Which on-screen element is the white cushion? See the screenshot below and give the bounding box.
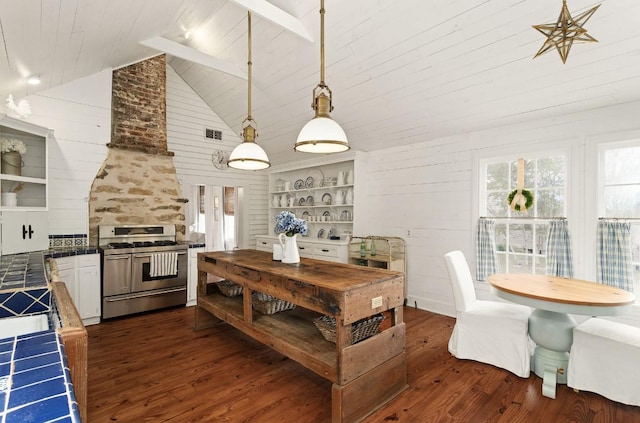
[568,318,640,406]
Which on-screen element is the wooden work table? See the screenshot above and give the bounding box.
[195,249,407,423]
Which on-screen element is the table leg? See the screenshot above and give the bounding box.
[528,309,576,399]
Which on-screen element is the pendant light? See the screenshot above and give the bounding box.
[228,12,271,170]
[294,0,349,154]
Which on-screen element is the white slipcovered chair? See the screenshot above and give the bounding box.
[444,250,533,378]
[568,318,640,406]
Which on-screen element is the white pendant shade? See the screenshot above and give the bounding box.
[228,141,270,170]
[295,116,349,153]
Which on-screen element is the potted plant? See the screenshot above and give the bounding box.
[0,137,27,176]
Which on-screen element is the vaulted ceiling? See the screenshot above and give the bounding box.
[1,0,639,165]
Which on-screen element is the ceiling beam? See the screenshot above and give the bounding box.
[228,0,313,42]
[139,37,247,80]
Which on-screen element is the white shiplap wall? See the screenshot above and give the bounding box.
[20,65,268,246]
[26,70,112,237]
[166,65,268,248]
[360,99,640,322]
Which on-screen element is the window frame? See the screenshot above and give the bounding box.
[597,138,640,295]
[477,148,570,276]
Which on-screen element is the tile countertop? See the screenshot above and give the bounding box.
[0,331,80,422]
[0,250,83,423]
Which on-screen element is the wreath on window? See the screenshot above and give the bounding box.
[508,189,534,212]
[507,158,534,212]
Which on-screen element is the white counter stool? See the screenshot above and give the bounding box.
[568,318,640,406]
[444,251,533,378]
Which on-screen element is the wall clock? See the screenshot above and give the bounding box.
[212,149,229,170]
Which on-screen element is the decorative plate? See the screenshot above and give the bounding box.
[298,197,305,206]
[317,229,325,238]
[306,195,314,205]
[294,179,304,190]
[305,176,314,188]
[321,193,332,205]
[308,168,325,187]
[327,228,336,238]
[302,211,310,218]
[322,210,331,217]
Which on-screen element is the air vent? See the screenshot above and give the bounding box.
[205,128,222,141]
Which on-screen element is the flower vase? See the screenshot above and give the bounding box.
[278,233,300,264]
[1,151,22,176]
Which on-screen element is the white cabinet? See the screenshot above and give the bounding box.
[1,114,51,255]
[0,114,50,210]
[268,155,360,241]
[188,247,205,306]
[54,254,101,325]
[256,235,348,263]
[1,211,49,255]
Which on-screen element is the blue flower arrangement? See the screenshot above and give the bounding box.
[275,211,308,237]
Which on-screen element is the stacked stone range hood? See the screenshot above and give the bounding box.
[88,55,187,245]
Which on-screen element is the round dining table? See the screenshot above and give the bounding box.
[488,273,635,399]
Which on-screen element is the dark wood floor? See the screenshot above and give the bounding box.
[86,306,640,422]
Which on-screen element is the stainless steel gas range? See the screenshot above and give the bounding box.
[98,224,188,319]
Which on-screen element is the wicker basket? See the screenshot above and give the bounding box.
[252,292,296,315]
[215,281,243,297]
[314,313,385,344]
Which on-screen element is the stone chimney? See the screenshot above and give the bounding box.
[88,55,187,245]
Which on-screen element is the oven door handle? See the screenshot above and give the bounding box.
[104,254,131,260]
[133,251,187,259]
[104,286,186,302]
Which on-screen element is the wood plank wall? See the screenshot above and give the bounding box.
[359,100,640,323]
[20,64,269,248]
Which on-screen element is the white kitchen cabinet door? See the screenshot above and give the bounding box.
[1,211,49,255]
[54,254,101,325]
[187,247,205,306]
[76,255,101,325]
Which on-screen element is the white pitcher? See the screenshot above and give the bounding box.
[278,233,300,264]
[272,195,280,207]
[337,170,346,186]
[345,188,353,204]
[280,194,288,207]
[335,189,345,205]
[346,169,354,185]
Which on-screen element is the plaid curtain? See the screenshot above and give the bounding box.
[597,219,635,293]
[546,219,574,278]
[476,218,498,281]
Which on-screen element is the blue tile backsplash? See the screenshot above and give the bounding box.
[48,234,88,249]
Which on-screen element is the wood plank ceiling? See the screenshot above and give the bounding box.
[1,0,639,165]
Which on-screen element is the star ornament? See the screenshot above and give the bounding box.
[533,0,601,63]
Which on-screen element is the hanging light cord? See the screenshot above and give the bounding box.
[247,11,253,121]
[319,0,325,88]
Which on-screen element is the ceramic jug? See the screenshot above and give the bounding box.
[288,196,295,207]
[278,233,300,264]
[345,188,353,204]
[335,189,345,205]
[346,169,354,185]
[337,170,346,186]
[280,194,288,207]
[272,195,280,207]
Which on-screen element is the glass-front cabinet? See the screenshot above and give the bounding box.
[1,114,51,255]
[0,114,50,210]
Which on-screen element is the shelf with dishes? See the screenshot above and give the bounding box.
[271,188,353,208]
[267,157,357,242]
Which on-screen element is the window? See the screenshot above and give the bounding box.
[599,141,640,294]
[481,153,567,274]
